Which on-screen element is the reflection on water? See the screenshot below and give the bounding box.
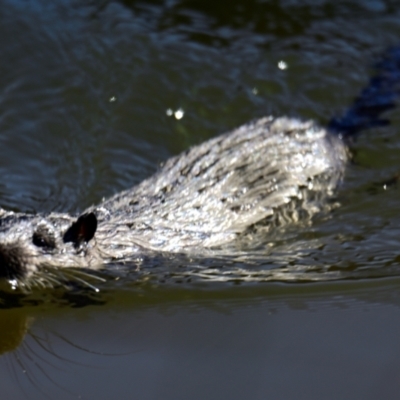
[117,0,396,49]
[0,309,108,399]
[3,280,400,400]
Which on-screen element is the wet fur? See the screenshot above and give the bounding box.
[0,117,347,288]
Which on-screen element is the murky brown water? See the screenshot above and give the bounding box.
[1,0,400,398]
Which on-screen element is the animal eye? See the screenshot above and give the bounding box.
[32,225,56,249]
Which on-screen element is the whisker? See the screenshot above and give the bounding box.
[61,273,100,292]
[66,269,107,283]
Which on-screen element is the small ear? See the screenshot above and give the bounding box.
[63,212,97,247]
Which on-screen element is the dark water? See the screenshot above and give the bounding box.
[1,0,400,398]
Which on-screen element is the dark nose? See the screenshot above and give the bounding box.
[0,243,26,280]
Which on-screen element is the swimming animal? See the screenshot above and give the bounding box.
[0,47,399,290]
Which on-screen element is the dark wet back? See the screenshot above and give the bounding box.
[1,1,400,399]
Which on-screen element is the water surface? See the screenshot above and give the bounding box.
[1,0,400,398]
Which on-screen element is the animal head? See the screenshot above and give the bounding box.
[0,210,98,289]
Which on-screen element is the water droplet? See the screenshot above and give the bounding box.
[174,108,184,120]
[277,60,288,70]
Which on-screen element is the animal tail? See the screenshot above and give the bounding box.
[328,46,400,138]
